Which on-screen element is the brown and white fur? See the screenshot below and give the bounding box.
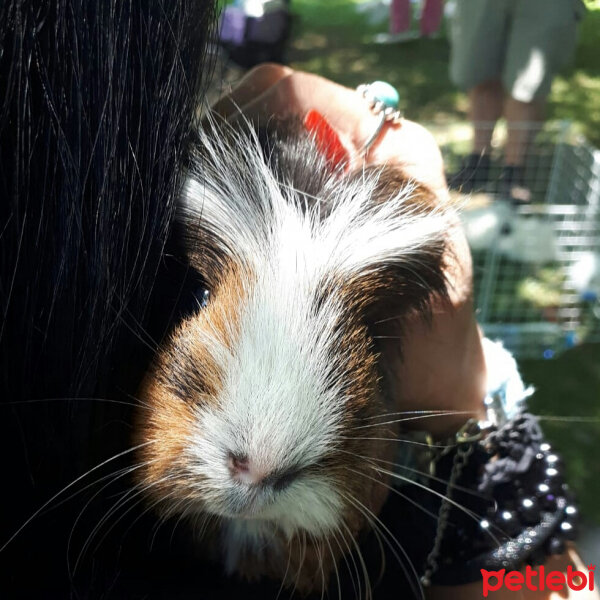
[134,118,451,594]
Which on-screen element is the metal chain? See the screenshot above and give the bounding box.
[420,439,475,586]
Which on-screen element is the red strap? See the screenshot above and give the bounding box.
[303,109,349,172]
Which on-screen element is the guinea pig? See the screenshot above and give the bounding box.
[134,116,451,594]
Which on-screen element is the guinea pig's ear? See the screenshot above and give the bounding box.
[318,166,451,320]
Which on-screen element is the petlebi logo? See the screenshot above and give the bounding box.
[481,564,595,596]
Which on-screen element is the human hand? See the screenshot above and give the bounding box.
[211,64,447,197]
[211,64,487,435]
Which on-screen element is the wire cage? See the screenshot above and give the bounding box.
[437,121,600,359]
[200,56,600,362]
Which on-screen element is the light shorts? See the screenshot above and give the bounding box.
[449,0,585,102]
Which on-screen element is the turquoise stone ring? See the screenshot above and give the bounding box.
[363,81,400,110]
[356,81,403,154]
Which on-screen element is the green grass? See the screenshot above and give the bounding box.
[550,2,600,145]
[288,0,465,123]
[286,0,600,522]
[287,0,600,145]
[522,345,600,524]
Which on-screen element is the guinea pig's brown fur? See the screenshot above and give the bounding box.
[134,118,450,594]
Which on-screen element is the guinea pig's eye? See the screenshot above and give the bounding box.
[197,287,210,309]
[172,272,211,321]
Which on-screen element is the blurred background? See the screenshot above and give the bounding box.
[213,0,600,563]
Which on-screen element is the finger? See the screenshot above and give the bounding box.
[233,71,446,194]
[233,71,379,158]
[210,63,293,120]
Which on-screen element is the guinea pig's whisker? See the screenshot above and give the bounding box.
[341,436,452,449]
[0,396,148,410]
[69,486,131,578]
[319,537,328,600]
[345,491,421,600]
[274,533,294,600]
[134,489,184,552]
[366,411,600,425]
[278,181,323,205]
[353,410,474,430]
[66,459,161,576]
[361,409,466,422]
[83,491,151,572]
[169,493,213,548]
[147,504,172,551]
[292,529,309,598]
[345,490,424,600]
[535,415,600,424]
[50,459,156,516]
[323,534,341,600]
[370,532,388,589]
[120,482,182,550]
[286,534,301,599]
[298,530,309,597]
[70,477,145,575]
[328,525,353,600]
[122,391,154,411]
[122,305,162,349]
[72,473,174,576]
[349,489,388,588]
[342,525,367,600]
[343,491,402,583]
[393,461,491,499]
[0,439,157,553]
[69,471,152,583]
[162,496,194,548]
[347,467,439,521]
[309,532,327,600]
[114,308,160,354]
[370,515,388,585]
[184,508,203,549]
[339,449,489,500]
[77,492,149,576]
[371,314,415,326]
[338,513,372,600]
[336,448,380,471]
[330,520,361,600]
[320,538,330,600]
[198,512,218,541]
[300,530,310,593]
[370,466,503,545]
[196,514,219,553]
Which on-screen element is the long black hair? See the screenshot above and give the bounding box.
[0,1,217,594]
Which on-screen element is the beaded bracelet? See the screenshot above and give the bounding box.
[392,339,580,586]
[420,411,578,586]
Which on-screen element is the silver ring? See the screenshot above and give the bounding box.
[356,82,403,154]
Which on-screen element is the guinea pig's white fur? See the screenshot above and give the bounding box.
[134,119,451,592]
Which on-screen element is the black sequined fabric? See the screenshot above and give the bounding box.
[430,412,579,584]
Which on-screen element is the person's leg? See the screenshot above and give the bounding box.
[448,0,508,95]
[500,97,546,203]
[447,0,509,190]
[468,79,504,157]
[503,97,545,167]
[390,0,411,34]
[420,0,444,37]
[500,0,580,201]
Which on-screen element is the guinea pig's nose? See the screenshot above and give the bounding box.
[227,452,299,491]
[264,468,301,492]
[227,452,255,483]
[227,452,271,487]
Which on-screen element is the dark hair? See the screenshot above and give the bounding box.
[0,1,216,593]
